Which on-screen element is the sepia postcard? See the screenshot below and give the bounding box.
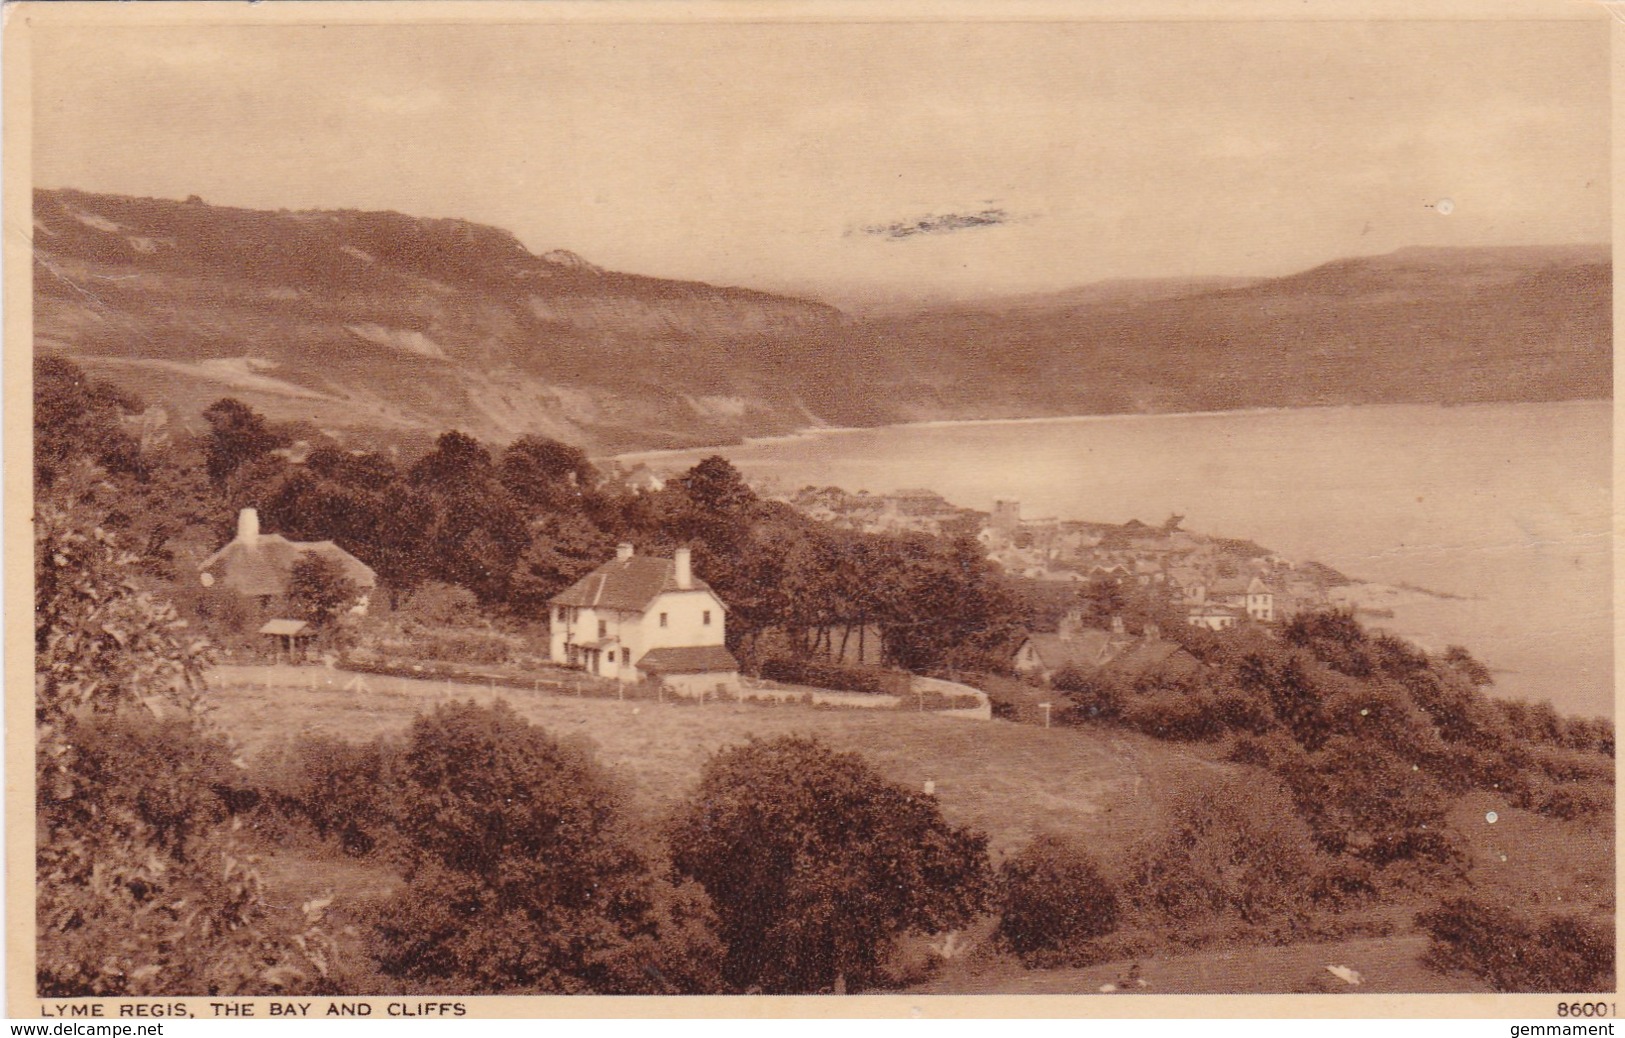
[5,0,1617,1021]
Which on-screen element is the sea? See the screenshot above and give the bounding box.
[619,400,1613,719]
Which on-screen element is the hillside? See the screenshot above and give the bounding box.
[802,243,1611,422]
[33,188,846,452]
[33,188,1610,452]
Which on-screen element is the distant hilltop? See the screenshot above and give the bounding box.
[33,187,1610,454]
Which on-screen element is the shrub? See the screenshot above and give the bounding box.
[63,714,242,860]
[758,656,911,696]
[1119,689,1224,742]
[1233,651,1330,750]
[1052,667,1121,723]
[254,735,400,856]
[1530,781,1613,822]
[36,497,330,996]
[369,700,718,993]
[997,834,1120,964]
[1126,773,1342,937]
[400,581,481,627]
[1283,609,1375,678]
[1529,745,1614,786]
[1208,685,1277,736]
[670,736,993,993]
[1289,737,1460,869]
[1419,897,1614,992]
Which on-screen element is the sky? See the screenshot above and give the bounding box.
[29,8,1611,305]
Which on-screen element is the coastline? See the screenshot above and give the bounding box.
[606,396,1610,466]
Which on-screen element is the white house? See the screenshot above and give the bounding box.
[1210,575,1276,622]
[549,544,739,697]
[1186,602,1242,631]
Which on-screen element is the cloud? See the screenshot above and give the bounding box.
[853,207,1023,241]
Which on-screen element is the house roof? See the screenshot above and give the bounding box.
[637,644,740,675]
[258,619,311,637]
[1020,629,1115,672]
[550,555,717,612]
[1213,575,1274,597]
[201,535,377,598]
[1105,639,1200,680]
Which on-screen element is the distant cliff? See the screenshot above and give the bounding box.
[790,243,1611,425]
[33,188,846,452]
[34,188,1610,452]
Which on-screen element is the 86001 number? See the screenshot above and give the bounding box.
[1557,1003,1615,1017]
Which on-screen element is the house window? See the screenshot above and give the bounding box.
[622,648,631,665]
[660,612,668,628]
[598,619,607,639]
[703,610,712,626]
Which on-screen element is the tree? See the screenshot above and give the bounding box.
[35,491,331,995]
[370,700,722,993]
[34,356,143,490]
[669,736,993,993]
[881,535,1021,675]
[997,834,1120,963]
[499,435,599,514]
[287,553,360,630]
[670,455,756,519]
[201,398,287,488]
[507,514,616,617]
[408,432,526,603]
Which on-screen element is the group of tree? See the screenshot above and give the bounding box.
[36,358,1023,676]
[258,710,999,995]
[1043,603,1613,888]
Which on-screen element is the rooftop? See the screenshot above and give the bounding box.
[638,644,740,675]
[552,553,716,612]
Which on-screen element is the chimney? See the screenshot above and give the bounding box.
[674,546,692,589]
[617,543,634,561]
[237,508,260,545]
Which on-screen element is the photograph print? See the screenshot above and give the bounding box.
[14,0,1615,1012]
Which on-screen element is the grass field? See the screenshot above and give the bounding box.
[210,663,1225,858]
[207,663,1608,995]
